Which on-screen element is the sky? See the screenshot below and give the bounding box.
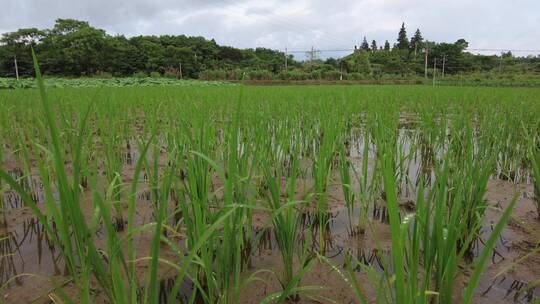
[1,0,539,58]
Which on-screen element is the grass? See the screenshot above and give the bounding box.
[0,61,538,303]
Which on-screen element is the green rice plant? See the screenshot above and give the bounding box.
[338,119,374,235]
[337,143,517,304]
[173,133,216,302]
[446,113,495,252]
[99,114,126,231]
[333,114,518,304]
[1,75,539,303]
[160,96,253,304]
[262,133,316,302]
[311,114,342,254]
[125,137,153,303]
[165,147,249,304]
[339,147,356,233]
[530,149,540,219]
[146,144,178,304]
[0,51,115,302]
[460,197,517,304]
[211,92,254,304]
[415,110,439,187]
[355,125,375,234]
[89,168,129,304]
[484,105,533,183]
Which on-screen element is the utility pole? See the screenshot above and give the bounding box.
[441,54,446,78]
[310,46,314,73]
[414,42,418,57]
[305,47,320,73]
[424,49,428,79]
[284,47,288,71]
[498,51,504,73]
[432,58,437,86]
[340,63,343,81]
[14,56,19,80]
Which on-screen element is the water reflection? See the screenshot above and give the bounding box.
[0,218,63,287]
[481,276,537,303]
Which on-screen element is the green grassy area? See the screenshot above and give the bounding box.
[432,72,540,87]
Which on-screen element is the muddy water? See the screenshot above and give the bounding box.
[235,186,539,304]
[1,129,539,303]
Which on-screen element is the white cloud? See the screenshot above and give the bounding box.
[1,0,539,57]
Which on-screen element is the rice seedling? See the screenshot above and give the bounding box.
[261,128,316,302]
[0,66,538,304]
[339,146,356,233]
[311,113,342,254]
[0,51,114,302]
[336,116,518,304]
[355,125,376,234]
[530,149,540,219]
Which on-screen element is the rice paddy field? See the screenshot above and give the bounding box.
[1,69,540,303]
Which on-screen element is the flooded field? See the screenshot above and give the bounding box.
[0,84,539,303]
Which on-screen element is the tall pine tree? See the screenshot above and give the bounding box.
[384,40,390,51]
[397,22,409,50]
[371,40,378,52]
[410,29,424,53]
[361,37,370,51]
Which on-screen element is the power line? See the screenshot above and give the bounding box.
[466,48,540,53]
[286,48,355,53]
[286,47,540,54]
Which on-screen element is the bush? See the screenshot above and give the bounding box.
[309,71,322,80]
[227,69,244,81]
[277,70,310,81]
[346,73,371,80]
[247,70,273,81]
[199,70,227,81]
[277,70,290,80]
[322,70,342,81]
[133,71,148,78]
[93,71,113,79]
[149,71,161,78]
[163,68,181,79]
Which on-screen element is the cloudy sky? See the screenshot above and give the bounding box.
[1,0,539,58]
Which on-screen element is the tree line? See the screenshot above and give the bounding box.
[1,19,538,80]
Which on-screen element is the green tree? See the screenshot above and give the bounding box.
[101,36,143,76]
[41,19,107,75]
[371,40,378,52]
[347,49,372,74]
[410,29,424,53]
[397,22,409,50]
[49,19,90,35]
[361,37,370,51]
[0,18,534,79]
[384,40,391,51]
[0,28,45,76]
[427,39,470,74]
